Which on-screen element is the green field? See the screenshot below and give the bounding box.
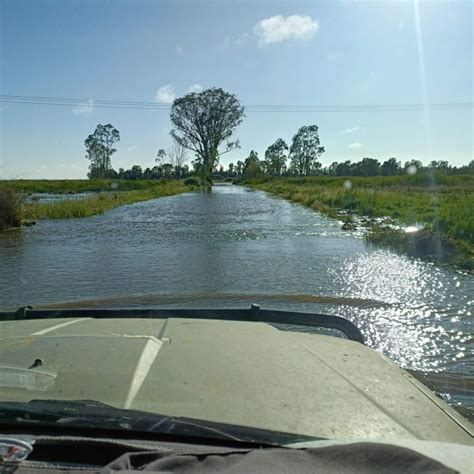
[242,174,474,270]
[0,179,176,194]
[0,179,194,223]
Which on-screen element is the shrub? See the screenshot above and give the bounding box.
[184,177,200,186]
[0,188,24,230]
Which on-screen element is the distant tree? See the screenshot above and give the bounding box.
[170,87,245,184]
[259,159,269,176]
[125,165,143,180]
[352,158,380,176]
[162,163,174,179]
[150,165,162,179]
[228,163,235,177]
[87,167,117,179]
[327,162,339,176]
[85,124,120,179]
[243,150,262,178]
[265,138,288,176]
[181,164,190,178]
[404,159,423,173]
[455,160,474,175]
[143,167,153,179]
[289,125,325,176]
[236,160,244,177]
[167,142,188,169]
[87,167,103,179]
[380,157,401,176]
[156,149,166,166]
[429,160,450,172]
[191,159,203,175]
[335,160,352,176]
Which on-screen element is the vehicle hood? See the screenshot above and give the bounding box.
[0,317,472,444]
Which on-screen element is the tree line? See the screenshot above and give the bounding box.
[84,87,473,181]
[227,154,474,179]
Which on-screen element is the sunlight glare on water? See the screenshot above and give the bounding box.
[329,251,471,372]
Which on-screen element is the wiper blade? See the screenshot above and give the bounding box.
[1,305,365,343]
[0,400,321,447]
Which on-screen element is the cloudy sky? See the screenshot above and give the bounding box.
[0,0,472,178]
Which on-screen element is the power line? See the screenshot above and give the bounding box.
[1,94,472,113]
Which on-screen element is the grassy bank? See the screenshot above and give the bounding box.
[0,189,25,230]
[0,180,193,223]
[0,178,173,194]
[242,175,474,270]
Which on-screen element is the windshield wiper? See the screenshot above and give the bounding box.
[0,400,321,447]
[0,305,365,343]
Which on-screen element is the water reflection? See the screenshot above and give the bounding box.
[329,251,472,373]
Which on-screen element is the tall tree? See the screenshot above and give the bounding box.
[429,160,450,171]
[289,125,325,176]
[162,163,174,179]
[243,150,262,178]
[155,149,166,166]
[236,160,244,177]
[126,165,143,180]
[327,162,339,176]
[170,88,245,184]
[167,142,188,168]
[352,158,380,176]
[265,138,288,176]
[85,124,120,178]
[380,157,401,176]
[335,160,352,176]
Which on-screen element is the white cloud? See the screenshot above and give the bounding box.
[128,145,138,152]
[176,44,184,56]
[347,142,363,149]
[340,126,360,134]
[154,84,175,104]
[72,99,94,115]
[253,15,319,46]
[187,83,203,93]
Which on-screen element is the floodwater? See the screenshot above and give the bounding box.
[0,184,472,416]
[25,192,98,203]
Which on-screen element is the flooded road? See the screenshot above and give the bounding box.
[0,184,472,414]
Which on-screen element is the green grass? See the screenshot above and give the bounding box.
[0,179,172,194]
[242,174,474,269]
[13,181,191,220]
[0,189,24,230]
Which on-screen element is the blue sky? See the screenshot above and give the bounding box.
[0,0,472,178]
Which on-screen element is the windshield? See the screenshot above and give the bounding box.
[0,0,472,446]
